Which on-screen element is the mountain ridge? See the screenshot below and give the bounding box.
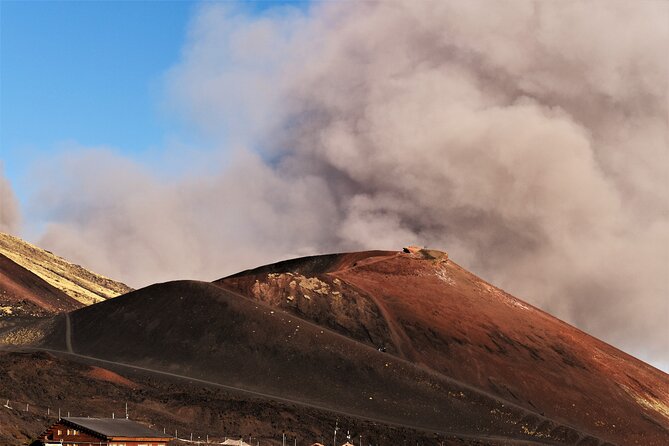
[0,246,667,445]
[216,249,669,445]
[0,252,81,317]
[35,279,612,445]
[0,232,132,307]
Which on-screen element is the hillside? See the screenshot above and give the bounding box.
[216,248,669,446]
[0,232,132,306]
[0,350,450,446]
[0,253,81,318]
[1,247,667,445]
[35,280,576,444]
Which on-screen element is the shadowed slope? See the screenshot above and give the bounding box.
[216,249,669,446]
[37,280,605,445]
[0,349,538,446]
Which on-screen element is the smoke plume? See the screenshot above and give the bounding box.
[35,1,669,369]
[0,168,20,234]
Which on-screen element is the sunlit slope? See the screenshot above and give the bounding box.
[0,232,132,305]
[217,249,669,446]
[0,253,81,317]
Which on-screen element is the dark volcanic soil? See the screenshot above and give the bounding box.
[36,280,583,444]
[217,250,669,446]
[0,350,494,446]
[3,249,667,446]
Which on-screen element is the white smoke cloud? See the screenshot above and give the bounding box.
[36,147,339,284]
[0,166,21,234]
[35,0,669,369]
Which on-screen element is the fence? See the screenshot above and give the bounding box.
[1,397,348,446]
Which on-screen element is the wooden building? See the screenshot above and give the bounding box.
[35,417,172,446]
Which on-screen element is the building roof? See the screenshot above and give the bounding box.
[61,417,171,439]
[222,439,252,446]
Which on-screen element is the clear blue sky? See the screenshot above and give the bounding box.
[0,0,309,205]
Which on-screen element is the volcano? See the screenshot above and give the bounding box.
[2,248,667,445]
[216,249,669,445]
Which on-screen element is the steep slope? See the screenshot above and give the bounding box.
[0,253,81,317]
[0,232,132,305]
[35,280,607,445]
[216,249,669,446]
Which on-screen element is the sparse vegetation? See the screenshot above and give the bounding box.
[0,233,132,305]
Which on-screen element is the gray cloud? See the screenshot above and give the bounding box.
[36,1,669,369]
[0,167,20,234]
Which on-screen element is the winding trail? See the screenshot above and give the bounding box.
[8,304,556,445]
[0,343,553,446]
[0,277,612,446]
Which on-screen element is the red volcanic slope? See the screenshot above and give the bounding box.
[0,253,82,316]
[40,280,577,444]
[217,249,669,446]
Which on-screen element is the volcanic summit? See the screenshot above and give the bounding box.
[0,242,667,445]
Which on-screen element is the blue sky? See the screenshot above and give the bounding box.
[1,0,309,206]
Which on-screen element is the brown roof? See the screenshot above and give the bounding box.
[61,417,171,439]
